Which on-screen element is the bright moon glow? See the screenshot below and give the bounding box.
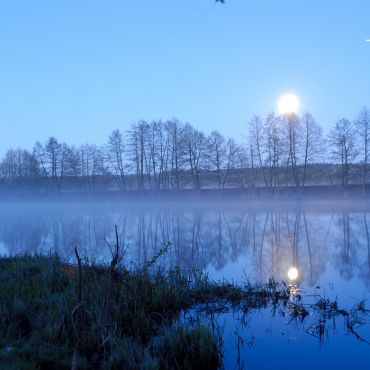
[278,94,300,115]
[287,267,299,281]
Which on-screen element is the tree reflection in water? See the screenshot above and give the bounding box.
[0,203,370,291]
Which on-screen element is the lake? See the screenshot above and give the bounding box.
[1,199,370,369]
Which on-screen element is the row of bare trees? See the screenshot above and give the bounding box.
[248,112,324,188]
[1,108,369,191]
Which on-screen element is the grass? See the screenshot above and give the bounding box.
[0,253,369,369]
[0,254,225,369]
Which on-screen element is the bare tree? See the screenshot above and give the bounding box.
[46,137,61,183]
[63,146,81,178]
[227,141,249,189]
[156,121,171,190]
[32,137,65,189]
[284,113,300,187]
[145,120,171,190]
[248,115,268,187]
[208,131,227,189]
[80,144,107,191]
[299,112,324,186]
[0,149,39,180]
[263,112,283,189]
[182,123,208,189]
[107,129,127,191]
[128,121,149,190]
[166,119,184,189]
[33,141,49,179]
[355,107,370,191]
[329,118,357,191]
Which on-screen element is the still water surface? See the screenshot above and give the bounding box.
[1,200,370,369]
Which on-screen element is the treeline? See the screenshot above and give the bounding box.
[1,107,369,192]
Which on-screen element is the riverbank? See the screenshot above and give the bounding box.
[1,253,293,370]
[1,255,225,369]
[0,255,368,369]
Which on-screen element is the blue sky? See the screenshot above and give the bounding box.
[0,0,369,154]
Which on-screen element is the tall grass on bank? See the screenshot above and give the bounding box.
[0,252,369,369]
[0,251,226,369]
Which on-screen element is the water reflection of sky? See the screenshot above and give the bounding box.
[1,202,370,369]
[0,241,7,256]
[1,203,370,293]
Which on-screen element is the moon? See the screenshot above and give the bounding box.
[278,93,300,115]
[287,267,299,281]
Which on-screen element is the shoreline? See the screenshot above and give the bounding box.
[1,255,368,369]
[1,185,370,213]
[1,184,370,200]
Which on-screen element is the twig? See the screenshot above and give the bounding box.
[142,242,172,273]
[71,247,83,370]
[75,247,82,304]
